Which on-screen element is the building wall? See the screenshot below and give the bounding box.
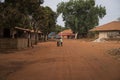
[0,38,28,49]
[99,31,120,39]
[99,32,108,39]
[107,31,119,38]
[17,38,28,49]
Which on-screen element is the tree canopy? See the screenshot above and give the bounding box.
[0,0,57,39]
[0,0,44,28]
[57,0,106,38]
[35,6,57,36]
[54,24,67,34]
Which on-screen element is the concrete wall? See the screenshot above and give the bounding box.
[99,32,108,39]
[99,31,120,39]
[0,38,28,49]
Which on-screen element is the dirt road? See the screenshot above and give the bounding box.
[0,39,120,80]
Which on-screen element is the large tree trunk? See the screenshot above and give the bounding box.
[75,32,78,39]
[43,34,48,41]
[11,29,16,38]
[35,32,38,45]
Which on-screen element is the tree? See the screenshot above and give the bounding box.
[54,24,66,33]
[33,6,57,41]
[57,0,106,39]
[0,0,44,29]
[0,1,27,38]
[39,6,57,41]
[0,0,46,43]
[0,0,57,42]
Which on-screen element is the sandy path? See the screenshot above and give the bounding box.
[0,39,120,80]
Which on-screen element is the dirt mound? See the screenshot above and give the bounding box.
[108,48,120,60]
[108,48,120,55]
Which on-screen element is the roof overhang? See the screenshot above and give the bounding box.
[15,27,30,32]
[15,27,42,33]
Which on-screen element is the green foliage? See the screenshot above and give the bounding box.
[0,0,44,29]
[54,24,66,33]
[33,6,57,36]
[0,6,28,28]
[4,0,42,14]
[57,0,106,38]
[0,0,57,37]
[0,0,58,42]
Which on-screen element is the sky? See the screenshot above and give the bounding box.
[0,0,4,2]
[42,0,120,27]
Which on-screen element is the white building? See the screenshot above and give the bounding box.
[90,21,120,42]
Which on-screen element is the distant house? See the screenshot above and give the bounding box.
[48,32,56,39]
[90,21,120,42]
[58,29,75,39]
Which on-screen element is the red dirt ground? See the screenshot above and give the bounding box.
[0,39,120,80]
